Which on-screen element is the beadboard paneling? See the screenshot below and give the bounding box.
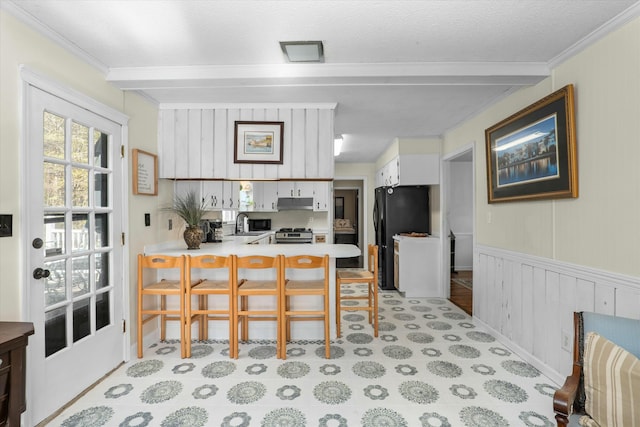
[158,105,335,180]
[475,244,640,384]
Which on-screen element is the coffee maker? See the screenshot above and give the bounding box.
[205,219,223,242]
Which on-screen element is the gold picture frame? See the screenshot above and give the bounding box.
[485,84,578,203]
[132,149,158,196]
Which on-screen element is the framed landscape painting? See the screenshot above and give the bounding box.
[234,121,284,164]
[485,84,578,203]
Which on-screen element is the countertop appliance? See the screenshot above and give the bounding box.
[248,218,271,232]
[374,186,430,290]
[274,228,313,244]
[202,219,223,242]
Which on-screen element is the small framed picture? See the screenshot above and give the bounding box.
[234,121,284,164]
[132,149,158,195]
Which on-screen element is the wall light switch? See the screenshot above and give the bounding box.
[144,213,151,227]
[0,214,12,237]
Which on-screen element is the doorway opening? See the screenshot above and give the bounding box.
[443,146,474,315]
[334,181,364,268]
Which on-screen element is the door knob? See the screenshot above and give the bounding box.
[33,268,51,280]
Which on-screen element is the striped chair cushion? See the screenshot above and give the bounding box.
[583,332,640,427]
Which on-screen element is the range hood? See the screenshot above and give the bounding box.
[277,197,314,211]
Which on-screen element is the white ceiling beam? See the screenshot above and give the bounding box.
[106,62,549,90]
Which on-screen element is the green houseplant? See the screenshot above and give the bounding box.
[164,189,207,249]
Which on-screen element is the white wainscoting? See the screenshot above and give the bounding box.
[474,245,640,385]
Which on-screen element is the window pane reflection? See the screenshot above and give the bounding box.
[71,121,89,164]
[45,307,67,357]
[94,172,109,207]
[44,213,65,256]
[44,162,65,207]
[71,214,89,252]
[44,259,66,307]
[72,256,90,297]
[95,252,109,289]
[95,213,108,248]
[96,292,110,331]
[72,167,89,207]
[73,299,91,342]
[94,130,108,168]
[43,112,65,160]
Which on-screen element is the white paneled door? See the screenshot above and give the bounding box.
[25,86,125,424]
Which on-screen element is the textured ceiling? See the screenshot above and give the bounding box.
[4,0,639,162]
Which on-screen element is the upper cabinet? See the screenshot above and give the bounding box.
[277,181,314,198]
[158,105,336,180]
[377,154,440,187]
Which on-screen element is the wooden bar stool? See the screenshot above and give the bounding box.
[281,254,330,359]
[137,254,199,358]
[186,255,236,358]
[335,244,379,338]
[235,255,283,359]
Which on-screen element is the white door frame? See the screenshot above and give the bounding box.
[440,142,476,299]
[19,66,130,425]
[334,175,369,265]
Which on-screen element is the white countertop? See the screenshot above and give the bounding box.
[145,234,360,258]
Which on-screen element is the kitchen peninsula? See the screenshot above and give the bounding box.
[144,235,360,341]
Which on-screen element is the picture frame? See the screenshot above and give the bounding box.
[234,121,284,164]
[485,84,578,203]
[132,149,158,196]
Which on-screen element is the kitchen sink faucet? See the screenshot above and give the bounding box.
[236,212,249,234]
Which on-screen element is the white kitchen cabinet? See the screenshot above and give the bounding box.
[222,181,240,210]
[174,181,202,203]
[277,181,314,198]
[252,181,278,212]
[201,181,224,210]
[376,154,440,187]
[393,235,440,297]
[313,182,331,211]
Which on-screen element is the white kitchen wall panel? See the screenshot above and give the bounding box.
[474,244,640,385]
[159,105,336,180]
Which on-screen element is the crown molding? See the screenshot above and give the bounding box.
[548,2,640,69]
[1,0,109,74]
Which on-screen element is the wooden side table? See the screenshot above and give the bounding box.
[0,322,34,427]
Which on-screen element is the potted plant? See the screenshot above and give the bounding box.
[164,189,207,249]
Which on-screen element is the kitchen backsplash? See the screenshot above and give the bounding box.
[216,211,329,235]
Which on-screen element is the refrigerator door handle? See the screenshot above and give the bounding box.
[373,200,379,232]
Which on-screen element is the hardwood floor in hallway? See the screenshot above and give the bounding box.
[449,270,473,315]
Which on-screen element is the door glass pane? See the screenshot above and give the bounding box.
[44,213,65,256]
[71,121,89,164]
[72,167,89,207]
[43,112,65,159]
[95,252,109,289]
[94,129,108,168]
[44,162,65,207]
[73,299,90,342]
[96,291,110,330]
[45,307,67,357]
[94,172,109,207]
[72,256,90,297]
[71,214,89,252]
[95,213,108,248]
[44,259,66,307]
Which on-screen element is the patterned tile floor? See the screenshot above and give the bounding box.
[46,287,558,426]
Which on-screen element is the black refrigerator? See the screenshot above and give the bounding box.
[373,186,430,290]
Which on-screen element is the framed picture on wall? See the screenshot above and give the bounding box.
[485,84,578,203]
[132,149,158,196]
[234,121,284,164]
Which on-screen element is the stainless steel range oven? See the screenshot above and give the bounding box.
[274,228,313,244]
